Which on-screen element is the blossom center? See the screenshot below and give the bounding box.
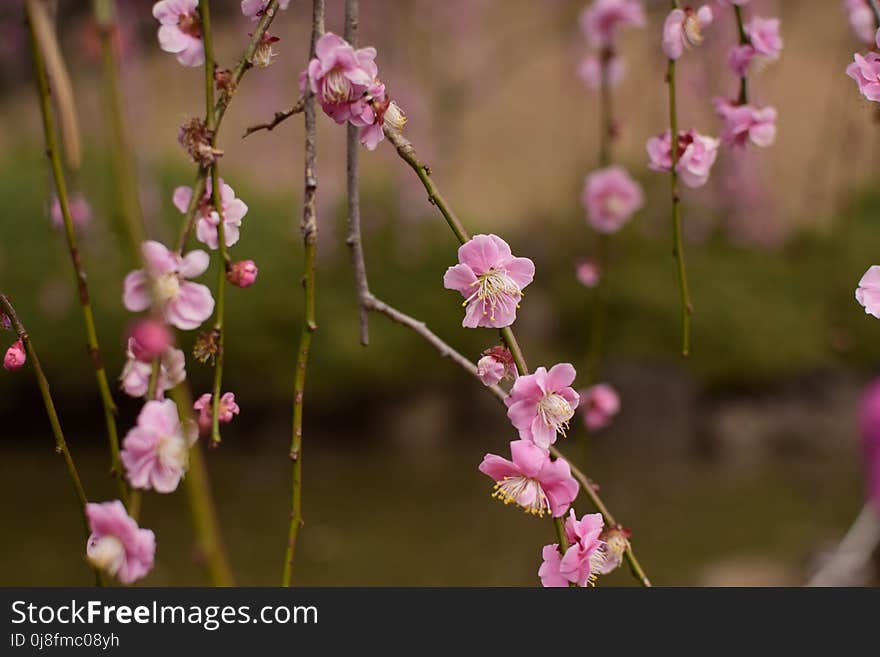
[538,393,574,434]
[157,434,187,469]
[602,194,627,217]
[323,69,352,104]
[492,476,550,517]
[87,535,125,575]
[683,12,704,48]
[465,269,521,321]
[155,272,181,304]
[177,13,201,39]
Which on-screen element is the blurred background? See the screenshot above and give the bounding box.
[2,0,880,586]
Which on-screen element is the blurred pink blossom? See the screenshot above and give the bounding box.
[85,500,155,584]
[662,6,713,60]
[844,0,876,43]
[443,234,534,329]
[856,266,880,318]
[579,0,646,49]
[152,0,203,67]
[121,399,196,493]
[580,383,620,431]
[50,195,91,230]
[847,52,880,102]
[746,16,783,60]
[479,440,579,518]
[128,319,172,360]
[582,166,643,234]
[505,364,579,449]
[119,337,185,399]
[576,260,602,288]
[123,241,215,331]
[579,55,625,89]
[173,180,248,250]
[727,44,755,77]
[647,129,720,188]
[476,346,516,386]
[713,97,777,147]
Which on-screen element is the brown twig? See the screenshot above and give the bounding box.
[242,99,304,138]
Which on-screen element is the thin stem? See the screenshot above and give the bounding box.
[733,5,749,104]
[242,99,304,138]
[666,57,692,357]
[553,517,570,552]
[598,47,614,169]
[0,293,101,584]
[177,0,282,253]
[282,0,324,587]
[201,0,215,130]
[345,0,370,346]
[26,2,128,505]
[869,0,880,29]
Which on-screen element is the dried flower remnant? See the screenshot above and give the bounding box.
[178,117,222,167]
[193,328,222,365]
[251,32,280,68]
[595,525,632,574]
[85,500,156,584]
[479,440,579,518]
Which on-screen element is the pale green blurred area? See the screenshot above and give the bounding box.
[0,1,878,586]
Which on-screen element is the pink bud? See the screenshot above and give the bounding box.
[227,260,258,288]
[128,319,172,361]
[3,339,26,371]
[1,313,10,331]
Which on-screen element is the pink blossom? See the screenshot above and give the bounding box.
[3,339,25,371]
[120,338,186,399]
[479,440,579,517]
[713,97,777,148]
[847,52,880,102]
[559,510,606,587]
[476,346,516,386]
[193,392,240,433]
[844,0,876,44]
[580,383,620,431]
[227,260,259,288]
[582,166,643,234]
[579,55,625,89]
[172,180,248,250]
[576,260,602,288]
[123,241,214,331]
[859,379,880,506]
[538,544,568,587]
[121,399,196,493]
[579,0,646,49]
[727,44,755,77]
[152,0,204,67]
[85,500,155,584]
[50,195,91,230]
[128,319,172,360]
[856,266,880,318]
[646,129,719,188]
[505,363,579,449]
[443,234,535,329]
[662,6,713,60]
[241,0,290,20]
[746,16,783,59]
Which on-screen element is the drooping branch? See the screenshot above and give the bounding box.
[282,0,324,588]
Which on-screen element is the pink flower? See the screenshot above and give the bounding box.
[559,510,606,587]
[847,52,880,102]
[85,500,155,584]
[119,338,186,399]
[538,544,569,587]
[859,379,880,506]
[193,392,240,433]
[845,0,876,44]
[576,260,602,288]
[579,0,646,49]
[121,399,196,493]
[505,363,579,449]
[646,129,719,188]
[595,525,631,575]
[713,97,777,148]
[123,241,215,331]
[128,319,172,360]
[579,55,625,89]
[580,383,620,430]
[727,44,756,77]
[227,260,259,288]
[582,166,643,234]
[443,234,535,329]
[746,16,783,59]
[662,6,713,60]
[303,33,380,124]
[3,339,26,371]
[476,346,516,386]
[856,266,880,318]
[152,0,204,67]
[50,195,91,230]
[479,440,579,517]
[241,0,290,20]
[173,180,248,250]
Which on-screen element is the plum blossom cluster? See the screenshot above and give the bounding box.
[440,232,624,586]
[302,32,405,150]
[578,0,645,89]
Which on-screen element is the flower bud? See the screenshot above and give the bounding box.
[383,100,407,133]
[3,339,26,371]
[1,313,10,331]
[128,319,172,361]
[476,346,516,386]
[227,260,258,288]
